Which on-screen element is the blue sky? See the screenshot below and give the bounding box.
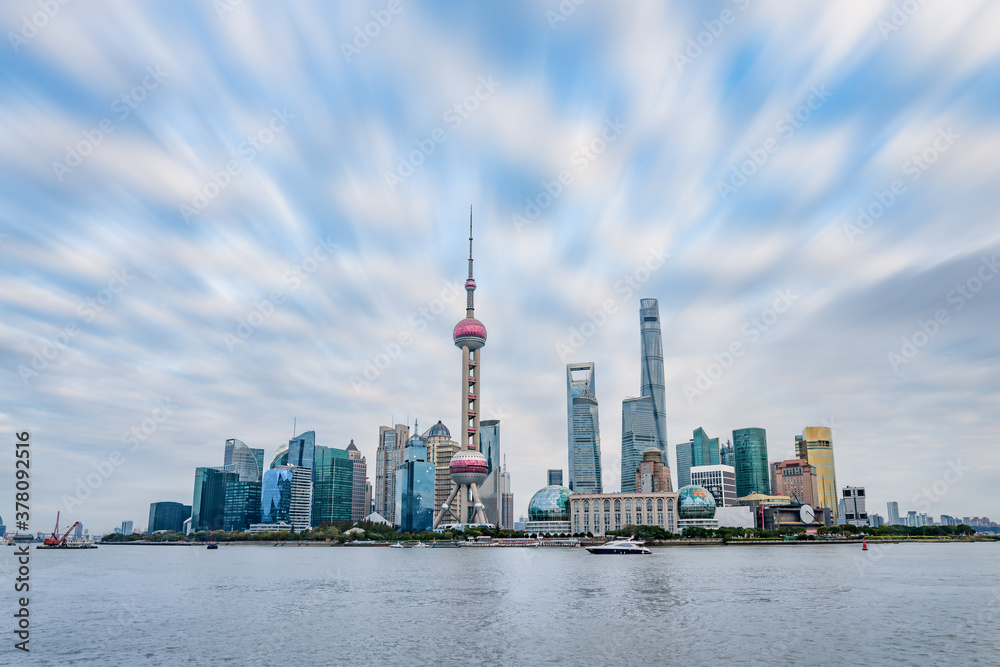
[1,1,998,533]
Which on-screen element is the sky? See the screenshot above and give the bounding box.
[1,1,998,534]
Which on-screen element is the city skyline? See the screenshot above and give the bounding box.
[2,3,999,533]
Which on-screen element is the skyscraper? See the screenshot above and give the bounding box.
[346,440,368,523]
[478,420,505,525]
[675,439,693,489]
[481,419,501,474]
[223,476,262,532]
[733,427,771,497]
[795,426,838,523]
[842,486,867,526]
[621,396,655,492]
[395,430,435,532]
[422,421,459,523]
[374,423,409,524]
[261,467,293,524]
[288,466,313,530]
[567,362,602,493]
[720,440,735,467]
[690,465,736,507]
[434,209,491,528]
[887,501,900,526]
[224,438,264,482]
[501,462,514,530]
[691,427,720,467]
[287,431,316,474]
[772,459,819,507]
[192,467,236,532]
[639,298,668,459]
[312,446,355,526]
[547,469,563,486]
[635,447,672,493]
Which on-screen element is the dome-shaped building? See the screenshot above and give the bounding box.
[525,485,573,535]
[677,484,719,531]
[424,420,451,438]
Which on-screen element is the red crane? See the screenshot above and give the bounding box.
[44,512,80,547]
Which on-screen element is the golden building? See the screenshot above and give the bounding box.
[795,426,838,523]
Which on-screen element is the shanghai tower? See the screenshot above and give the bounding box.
[639,298,668,461]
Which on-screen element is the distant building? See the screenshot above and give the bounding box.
[638,298,669,460]
[940,514,962,526]
[720,440,735,467]
[480,419,501,474]
[394,431,435,532]
[223,477,262,532]
[525,484,573,535]
[622,396,656,492]
[478,420,505,526]
[732,427,770,497]
[346,440,368,523]
[567,363,602,493]
[501,465,514,530]
[72,523,83,538]
[690,465,736,507]
[121,520,133,536]
[868,514,884,528]
[842,487,867,526]
[148,502,191,533]
[365,480,372,517]
[901,511,930,528]
[772,459,819,508]
[224,439,264,482]
[675,438,693,490]
[795,427,838,523]
[571,491,679,536]
[887,501,900,525]
[635,447,672,493]
[676,427,721,491]
[514,515,527,532]
[287,431,317,475]
[547,469,563,486]
[313,446,354,526]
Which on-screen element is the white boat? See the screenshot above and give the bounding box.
[412,542,429,548]
[586,538,651,555]
[389,542,405,548]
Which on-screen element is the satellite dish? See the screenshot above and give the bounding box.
[800,504,815,524]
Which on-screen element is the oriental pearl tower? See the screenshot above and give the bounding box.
[433,208,490,528]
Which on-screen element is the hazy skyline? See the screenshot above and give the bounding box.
[1,2,998,532]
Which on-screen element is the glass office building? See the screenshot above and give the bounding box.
[192,467,237,532]
[148,501,191,533]
[733,427,771,498]
[261,467,294,524]
[480,419,500,474]
[621,395,655,492]
[567,363,602,493]
[223,478,262,532]
[394,432,435,532]
[224,439,264,482]
[795,427,837,522]
[639,299,668,458]
[287,431,316,475]
[312,446,354,526]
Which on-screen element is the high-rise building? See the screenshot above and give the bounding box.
[192,467,237,532]
[887,501,900,526]
[423,421,459,524]
[567,363,602,493]
[223,477,262,532]
[692,427,720,467]
[346,440,368,523]
[675,439,693,490]
[270,444,289,469]
[772,459,819,507]
[720,440,735,467]
[733,427,771,498]
[313,446,355,526]
[261,467,294,524]
[639,298,668,458]
[795,427,838,523]
[121,520,134,536]
[374,423,409,524]
[635,447,672,493]
[224,439,264,482]
[288,466,313,530]
[842,486,867,526]
[478,420,506,525]
[547,469,564,486]
[287,431,316,475]
[148,502,191,533]
[73,523,83,538]
[394,430,435,532]
[365,480,372,516]
[481,419,501,474]
[501,463,514,530]
[690,464,736,507]
[434,210,491,528]
[621,396,656,492]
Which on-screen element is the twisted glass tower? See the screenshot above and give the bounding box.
[639,299,668,461]
[567,362,602,493]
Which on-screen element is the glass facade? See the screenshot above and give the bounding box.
[675,439,692,489]
[224,439,263,482]
[547,469,563,486]
[796,427,838,523]
[678,485,716,519]
[223,479,262,531]
[733,427,771,498]
[621,396,655,492]
[394,433,435,531]
[692,427,720,467]
[480,419,500,474]
[261,467,294,524]
[148,501,191,533]
[527,485,572,522]
[639,299,668,458]
[566,363,602,493]
[312,446,354,526]
[287,431,316,475]
[192,467,237,532]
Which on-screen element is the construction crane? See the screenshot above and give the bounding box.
[44,512,80,547]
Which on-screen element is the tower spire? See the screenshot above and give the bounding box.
[466,205,476,318]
